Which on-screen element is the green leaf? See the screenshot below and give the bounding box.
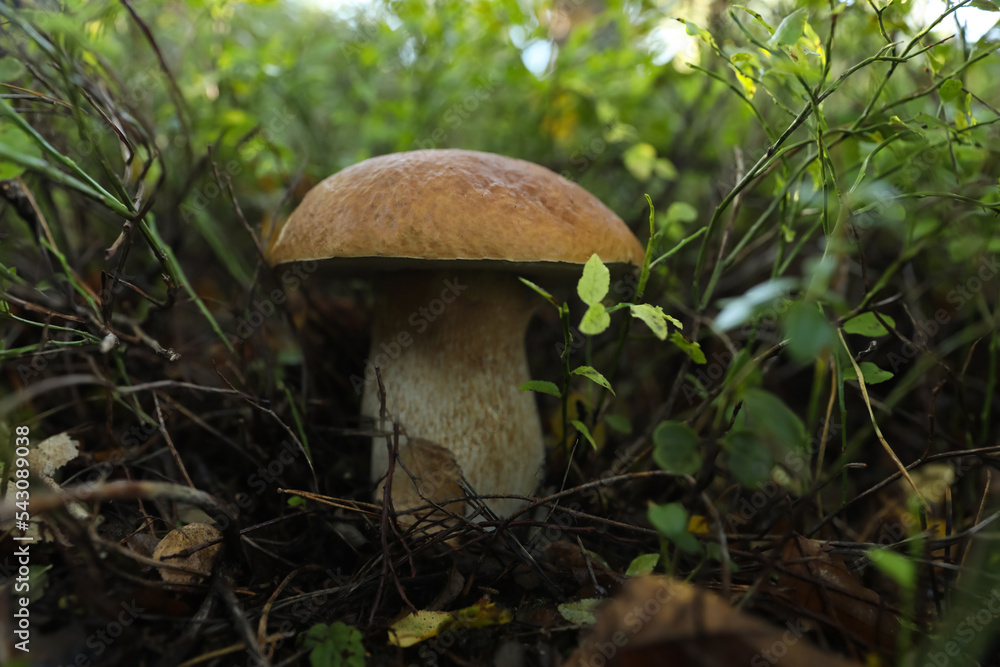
[939,78,963,103]
[769,8,808,48]
[732,5,775,33]
[579,303,611,335]
[648,502,702,554]
[570,419,597,450]
[623,142,658,182]
[625,553,660,577]
[783,301,834,363]
[722,429,772,489]
[663,201,699,226]
[629,303,676,340]
[970,1,998,12]
[912,112,952,131]
[572,365,615,395]
[843,361,894,385]
[868,549,916,590]
[652,421,702,476]
[0,119,44,180]
[669,332,706,364]
[843,312,896,337]
[742,388,807,458]
[605,414,632,434]
[654,157,678,180]
[300,622,365,667]
[520,380,562,397]
[577,253,610,306]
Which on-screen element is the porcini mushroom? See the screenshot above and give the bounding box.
[267,149,644,521]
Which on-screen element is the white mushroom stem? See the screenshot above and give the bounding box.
[360,270,544,519]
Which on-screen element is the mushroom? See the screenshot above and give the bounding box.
[267,149,644,521]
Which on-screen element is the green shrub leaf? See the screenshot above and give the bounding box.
[577,253,610,306]
[629,303,677,340]
[605,414,632,434]
[648,502,702,554]
[783,301,834,362]
[843,361,894,384]
[741,388,807,460]
[579,303,611,335]
[572,365,615,395]
[299,622,365,667]
[519,380,562,397]
[652,421,702,475]
[722,429,773,489]
[843,312,896,337]
[669,332,706,363]
[625,553,660,577]
[570,419,597,449]
[769,8,808,48]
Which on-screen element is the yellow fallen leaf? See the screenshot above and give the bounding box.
[388,610,452,648]
[388,601,511,648]
[442,601,512,632]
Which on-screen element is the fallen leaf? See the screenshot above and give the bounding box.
[771,535,899,653]
[152,523,222,585]
[388,610,453,648]
[388,600,511,648]
[377,437,466,531]
[566,575,861,666]
[26,431,79,477]
[558,598,602,626]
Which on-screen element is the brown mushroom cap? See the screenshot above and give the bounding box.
[266,149,645,272]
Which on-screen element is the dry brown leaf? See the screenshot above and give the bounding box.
[26,431,80,477]
[772,535,899,653]
[376,437,466,530]
[152,523,222,585]
[566,575,861,666]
